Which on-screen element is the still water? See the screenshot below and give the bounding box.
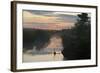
[23,52,63,62]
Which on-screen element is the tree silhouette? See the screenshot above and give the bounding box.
[32,30,51,50]
[23,29,51,51]
[61,13,91,60]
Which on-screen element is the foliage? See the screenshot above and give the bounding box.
[61,13,91,60]
[23,29,53,51]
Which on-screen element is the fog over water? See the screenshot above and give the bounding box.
[23,36,64,62]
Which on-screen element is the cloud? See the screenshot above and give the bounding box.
[23,11,59,24]
[26,10,54,16]
[52,12,80,16]
[23,10,78,30]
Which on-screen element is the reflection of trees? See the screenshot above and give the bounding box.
[61,13,91,60]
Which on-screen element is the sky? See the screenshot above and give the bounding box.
[23,10,81,30]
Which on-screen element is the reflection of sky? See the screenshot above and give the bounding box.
[23,10,90,30]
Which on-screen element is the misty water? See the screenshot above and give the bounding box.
[23,46,64,62]
[23,36,64,62]
[23,52,63,62]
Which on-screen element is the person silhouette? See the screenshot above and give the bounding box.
[54,51,56,56]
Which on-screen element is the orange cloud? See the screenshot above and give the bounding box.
[23,11,58,24]
[23,11,75,30]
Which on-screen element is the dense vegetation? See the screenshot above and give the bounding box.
[23,29,61,51]
[61,13,91,60]
[23,29,51,51]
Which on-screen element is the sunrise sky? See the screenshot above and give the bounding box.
[23,10,81,30]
